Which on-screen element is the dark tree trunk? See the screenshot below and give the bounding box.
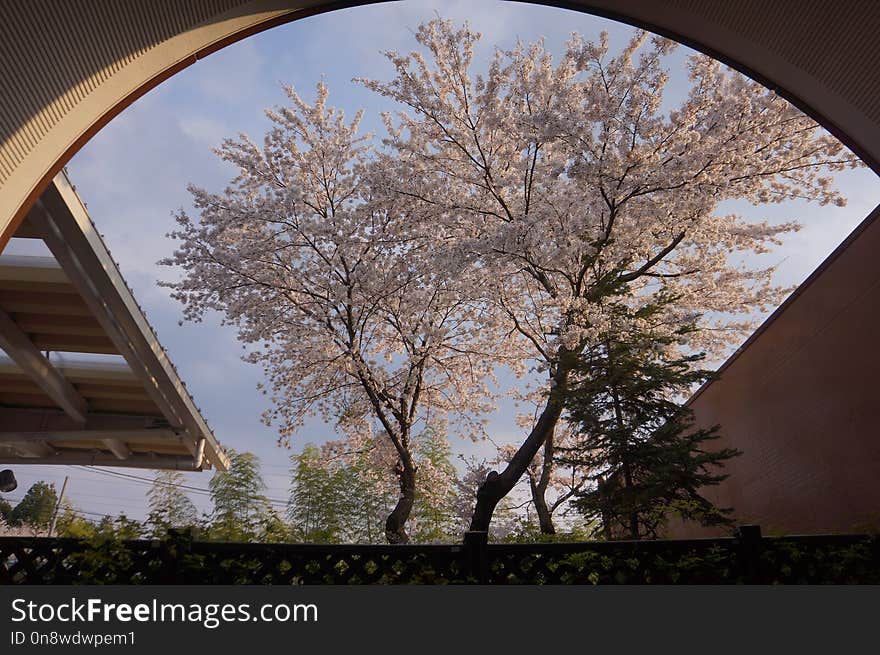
[469,366,570,534]
[385,457,416,544]
[607,344,640,540]
[621,455,639,540]
[531,485,556,535]
[597,476,613,541]
[530,431,557,535]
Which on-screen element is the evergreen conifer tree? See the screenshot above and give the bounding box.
[560,295,741,539]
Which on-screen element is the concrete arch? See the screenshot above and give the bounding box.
[1,0,879,249]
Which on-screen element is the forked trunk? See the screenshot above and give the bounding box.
[529,431,557,535]
[531,487,556,535]
[469,367,570,534]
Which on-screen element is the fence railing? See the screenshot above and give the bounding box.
[2,527,878,584]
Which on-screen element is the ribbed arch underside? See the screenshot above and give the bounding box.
[1,0,879,247]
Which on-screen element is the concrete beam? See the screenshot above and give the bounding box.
[0,307,87,423]
[101,438,132,460]
[27,177,229,471]
[0,429,178,443]
[13,441,57,458]
[0,452,203,471]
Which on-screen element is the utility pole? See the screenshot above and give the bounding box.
[47,475,69,537]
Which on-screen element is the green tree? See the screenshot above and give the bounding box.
[259,508,292,543]
[9,481,57,529]
[54,503,97,539]
[93,514,144,540]
[0,497,12,523]
[207,450,274,542]
[344,446,396,543]
[146,470,199,537]
[288,444,347,543]
[410,429,459,543]
[560,295,741,540]
[287,441,398,544]
[287,429,462,544]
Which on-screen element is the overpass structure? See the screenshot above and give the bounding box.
[0,171,228,472]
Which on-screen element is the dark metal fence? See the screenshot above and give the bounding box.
[2,527,878,584]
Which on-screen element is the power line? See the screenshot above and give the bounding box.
[0,499,120,522]
[60,507,119,520]
[73,466,291,508]
[5,482,183,516]
[2,470,294,528]
[2,477,155,515]
[73,466,214,497]
[3,460,296,520]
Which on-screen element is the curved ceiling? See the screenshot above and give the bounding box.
[1,0,879,249]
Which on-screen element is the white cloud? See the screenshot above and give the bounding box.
[177,115,228,148]
[192,38,265,106]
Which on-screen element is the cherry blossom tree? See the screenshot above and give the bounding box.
[165,17,860,540]
[358,19,861,533]
[162,84,503,543]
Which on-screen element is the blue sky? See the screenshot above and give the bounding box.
[5,0,879,523]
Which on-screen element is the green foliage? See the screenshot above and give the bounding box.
[0,497,12,523]
[146,470,199,537]
[15,534,878,585]
[544,545,736,584]
[94,513,145,540]
[499,519,595,544]
[57,531,195,584]
[410,430,460,543]
[561,294,741,539]
[9,481,57,529]
[55,504,98,539]
[59,538,147,584]
[205,449,275,542]
[258,508,294,543]
[551,538,880,584]
[287,444,366,543]
[287,430,462,544]
[48,506,145,541]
